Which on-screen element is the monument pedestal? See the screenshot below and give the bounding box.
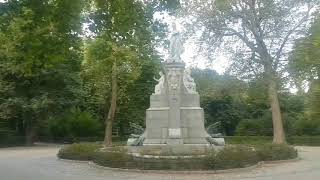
[143,62,210,145]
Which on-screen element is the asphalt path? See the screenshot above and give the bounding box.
[0,145,319,180]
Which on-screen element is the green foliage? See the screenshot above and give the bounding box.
[48,108,101,140]
[58,143,297,170]
[0,0,85,143]
[192,68,248,135]
[256,144,298,161]
[289,15,320,81]
[236,118,273,136]
[225,136,272,145]
[82,0,164,140]
[206,146,259,170]
[225,136,320,146]
[289,15,320,134]
[307,80,320,122]
[0,135,24,148]
[287,136,320,146]
[93,151,136,168]
[57,143,102,161]
[292,117,320,136]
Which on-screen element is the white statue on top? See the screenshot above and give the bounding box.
[153,71,165,94]
[183,68,197,94]
[168,22,184,63]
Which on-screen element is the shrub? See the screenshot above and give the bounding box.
[288,136,320,146]
[58,143,297,170]
[93,151,137,168]
[225,136,272,144]
[256,144,297,161]
[235,114,273,136]
[57,143,101,160]
[49,108,102,141]
[292,117,320,136]
[0,135,25,148]
[206,145,259,170]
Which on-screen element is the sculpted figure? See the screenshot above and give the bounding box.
[168,22,184,63]
[183,68,196,93]
[154,71,165,94]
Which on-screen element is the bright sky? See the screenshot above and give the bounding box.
[154,12,229,74]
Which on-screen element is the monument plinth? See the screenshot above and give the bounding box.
[143,61,210,145]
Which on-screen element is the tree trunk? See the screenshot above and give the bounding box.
[104,61,117,146]
[268,76,286,144]
[25,124,36,146]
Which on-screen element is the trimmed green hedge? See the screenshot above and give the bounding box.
[206,145,259,170]
[225,136,320,146]
[58,143,297,170]
[57,143,102,161]
[256,144,298,161]
[225,136,272,145]
[0,136,25,148]
[287,136,320,146]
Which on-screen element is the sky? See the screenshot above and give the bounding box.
[154,12,229,74]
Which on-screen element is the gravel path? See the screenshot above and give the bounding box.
[0,145,319,180]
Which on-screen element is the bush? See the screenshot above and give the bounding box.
[0,135,25,148]
[57,143,101,160]
[225,136,320,146]
[256,144,297,161]
[225,136,272,144]
[206,146,259,170]
[292,117,320,136]
[288,136,320,146]
[93,151,137,168]
[235,114,273,136]
[49,108,102,141]
[58,143,297,170]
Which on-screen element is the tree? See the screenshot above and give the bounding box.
[290,14,320,129]
[192,68,248,135]
[0,0,84,144]
[84,0,165,146]
[184,0,319,144]
[84,40,140,146]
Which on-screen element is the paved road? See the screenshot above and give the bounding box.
[0,145,319,180]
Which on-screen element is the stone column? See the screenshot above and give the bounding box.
[164,62,185,145]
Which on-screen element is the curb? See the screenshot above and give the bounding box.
[58,158,91,164]
[58,157,300,174]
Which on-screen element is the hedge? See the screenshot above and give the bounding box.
[287,136,320,146]
[225,136,320,146]
[0,136,25,148]
[57,143,102,161]
[58,143,297,170]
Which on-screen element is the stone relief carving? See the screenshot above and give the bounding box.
[153,71,165,94]
[183,68,197,94]
[167,68,181,93]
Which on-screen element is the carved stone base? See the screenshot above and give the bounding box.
[144,106,210,145]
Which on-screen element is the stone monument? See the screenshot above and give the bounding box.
[142,22,213,146]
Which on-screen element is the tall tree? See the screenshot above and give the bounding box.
[184,0,319,144]
[0,0,84,144]
[192,68,248,135]
[290,14,320,123]
[84,0,166,146]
